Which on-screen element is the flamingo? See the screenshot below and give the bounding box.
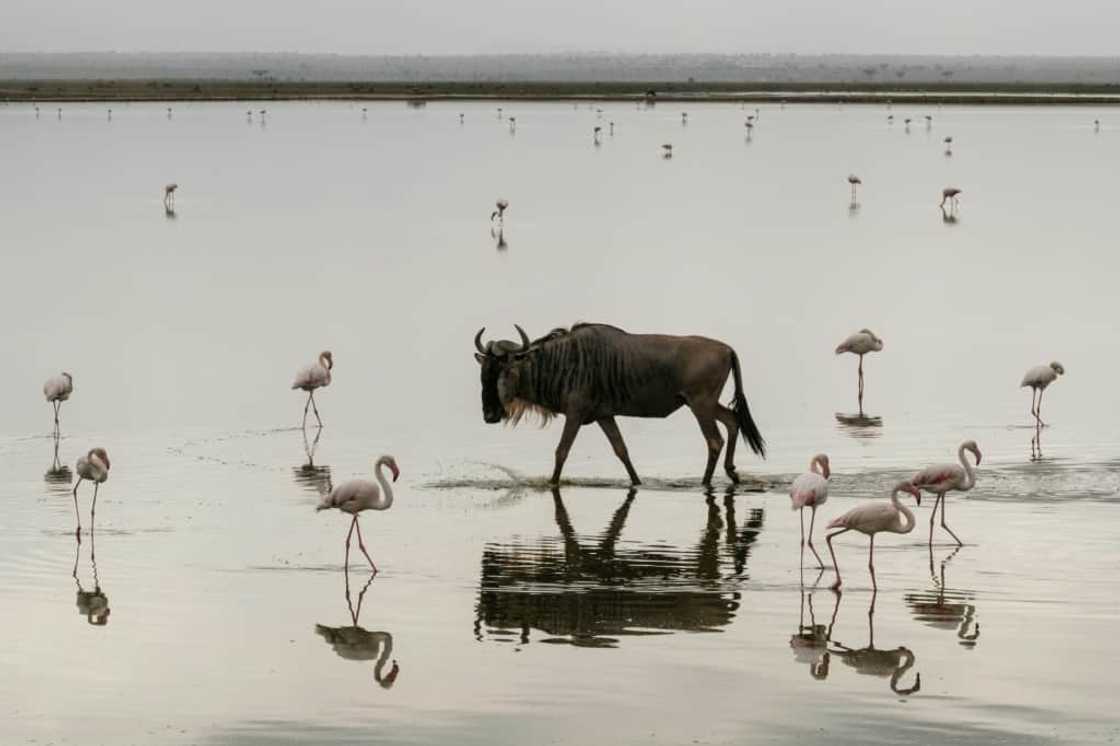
[508,116,517,132]
[943,136,953,155]
[661,143,673,158]
[163,183,178,209]
[316,455,400,572]
[924,115,932,128]
[609,121,615,136]
[1021,361,1065,427]
[940,187,961,210]
[847,174,862,201]
[1094,119,1100,132]
[459,113,464,124]
[909,440,981,547]
[904,118,912,132]
[835,329,883,414]
[791,454,830,568]
[490,198,509,224]
[593,125,602,144]
[292,351,333,428]
[73,448,110,539]
[681,112,688,124]
[43,372,74,434]
[825,481,921,590]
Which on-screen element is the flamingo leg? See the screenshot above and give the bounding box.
[867,534,877,590]
[90,483,99,526]
[808,505,824,569]
[310,391,323,427]
[344,516,356,570]
[940,495,963,547]
[1029,387,1038,421]
[857,355,865,414]
[302,392,312,428]
[1037,389,1047,428]
[354,518,378,573]
[799,507,805,556]
[72,477,84,540]
[826,528,849,589]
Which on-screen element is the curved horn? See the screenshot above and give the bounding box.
[474,328,488,354]
[514,324,530,352]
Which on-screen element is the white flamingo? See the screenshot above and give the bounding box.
[791,454,830,568]
[490,198,509,224]
[940,187,961,209]
[835,329,883,413]
[317,455,400,572]
[163,183,178,209]
[909,440,981,547]
[292,351,333,427]
[662,143,673,158]
[73,448,110,538]
[43,372,74,434]
[1021,361,1065,427]
[825,481,921,590]
[847,174,862,201]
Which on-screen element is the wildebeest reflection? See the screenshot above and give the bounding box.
[474,488,764,647]
[473,323,765,486]
[315,569,399,689]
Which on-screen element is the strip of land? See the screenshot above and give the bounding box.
[5,79,1120,104]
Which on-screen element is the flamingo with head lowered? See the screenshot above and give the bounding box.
[1021,361,1064,427]
[791,454,830,568]
[825,481,921,590]
[292,351,333,428]
[835,329,883,414]
[73,448,110,540]
[909,440,981,547]
[317,455,400,573]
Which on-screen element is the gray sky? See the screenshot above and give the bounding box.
[1,0,1116,56]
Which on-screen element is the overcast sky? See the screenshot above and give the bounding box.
[2,0,1116,56]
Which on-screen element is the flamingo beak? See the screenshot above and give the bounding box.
[391,463,400,482]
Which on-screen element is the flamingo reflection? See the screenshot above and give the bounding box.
[72,530,110,626]
[315,568,399,689]
[45,431,73,487]
[790,579,840,680]
[293,425,332,496]
[904,547,979,647]
[829,592,921,695]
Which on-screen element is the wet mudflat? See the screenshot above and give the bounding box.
[2,100,1119,743]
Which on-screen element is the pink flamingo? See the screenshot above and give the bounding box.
[1021,361,1065,427]
[317,455,399,572]
[43,372,74,434]
[791,454,831,568]
[909,440,981,547]
[825,481,921,590]
[73,448,110,539]
[940,187,961,209]
[292,351,333,428]
[847,174,862,201]
[835,329,883,414]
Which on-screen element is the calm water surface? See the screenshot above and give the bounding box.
[2,100,1119,744]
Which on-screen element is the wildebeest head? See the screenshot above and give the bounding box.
[474,325,531,423]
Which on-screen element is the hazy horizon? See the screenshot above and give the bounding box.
[3,0,1120,57]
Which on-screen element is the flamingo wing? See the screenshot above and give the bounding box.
[790,473,828,509]
[827,501,896,534]
[292,363,329,390]
[1020,365,1055,388]
[911,464,963,492]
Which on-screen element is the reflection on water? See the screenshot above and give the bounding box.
[829,593,921,696]
[314,568,399,689]
[940,205,959,225]
[904,547,980,648]
[72,531,109,626]
[45,432,73,489]
[789,578,839,680]
[474,488,763,648]
[1030,421,1044,462]
[835,413,883,440]
[491,225,508,251]
[293,425,332,497]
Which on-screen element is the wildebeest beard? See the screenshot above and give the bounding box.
[503,325,658,426]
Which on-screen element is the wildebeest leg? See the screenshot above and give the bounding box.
[691,405,725,487]
[597,417,640,485]
[714,405,740,482]
[550,416,583,485]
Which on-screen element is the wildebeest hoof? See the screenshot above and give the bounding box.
[726,469,740,483]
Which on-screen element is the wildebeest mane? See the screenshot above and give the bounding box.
[512,324,658,422]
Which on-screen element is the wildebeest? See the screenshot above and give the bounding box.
[473,323,766,486]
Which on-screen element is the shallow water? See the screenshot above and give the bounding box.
[2,100,1119,744]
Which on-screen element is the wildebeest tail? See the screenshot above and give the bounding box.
[729,350,766,458]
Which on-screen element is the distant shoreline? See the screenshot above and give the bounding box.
[5,79,1120,104]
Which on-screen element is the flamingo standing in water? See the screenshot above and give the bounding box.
[847,174,862,201]
[1021,361,1065,427]
[940,187,961,209]
[73,448,110,539]
[163,183,178,209]
[317,455,400,572]
[826,481,921,590]
[490,199,509,224]
[791,454,831,568]
[292,351,333,428]
[943,136,953,155]
[835,329,883,414]
[43,372,74,434]
[909,440,981,547]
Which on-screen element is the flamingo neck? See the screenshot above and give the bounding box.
[891,489,916,534]
[373,633,393,679]
[957,445,977,490]
[374,458,395,509]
